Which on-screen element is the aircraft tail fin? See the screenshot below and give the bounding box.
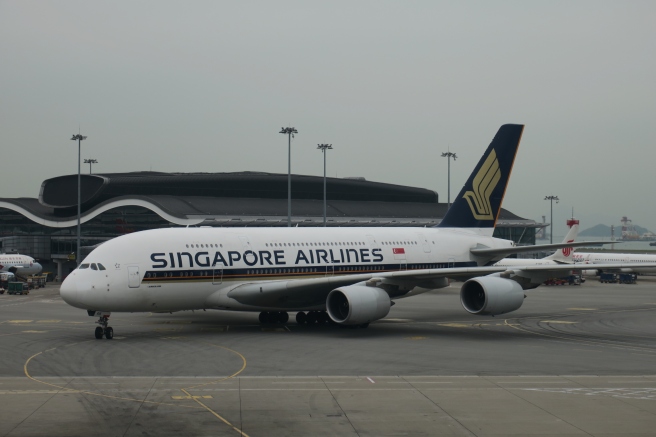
[438,124,524,230]
[545,218,580,262]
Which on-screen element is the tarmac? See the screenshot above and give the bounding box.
[1,277,656,436]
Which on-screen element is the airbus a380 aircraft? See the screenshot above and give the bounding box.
[0,253,43,276]
[60,125,656,339]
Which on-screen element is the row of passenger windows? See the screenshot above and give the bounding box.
[266,241,366,247]
[143,263,443,279]
[79,263,106,271]
[181,240,435,250]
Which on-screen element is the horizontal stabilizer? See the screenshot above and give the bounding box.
[471,241,615,258]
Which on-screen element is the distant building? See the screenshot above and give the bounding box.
[0,171,543,276]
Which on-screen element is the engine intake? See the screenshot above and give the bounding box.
[460,276,524,316]
[326,286,391,325]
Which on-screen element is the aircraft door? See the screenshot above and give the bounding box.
[127,266,140,288]
[238,235,252,250]
[366,234,379,249]
[417,233,431,253]
[212,268,223,285]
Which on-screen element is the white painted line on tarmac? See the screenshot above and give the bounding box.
[390,381,453,384]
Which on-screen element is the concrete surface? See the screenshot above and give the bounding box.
[1,277,656,436]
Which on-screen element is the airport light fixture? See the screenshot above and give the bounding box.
[441,150,457,208]
[317,144,333,227]
[279,126,298,227]
[71,133,87,265]
[84,158,98,174]
[544,195,560,244]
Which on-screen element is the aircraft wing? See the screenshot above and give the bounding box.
[220,266,507,308]
[218,261,656,309]
[470,240,613,258]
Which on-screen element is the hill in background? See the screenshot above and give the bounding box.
[580,224,652,237]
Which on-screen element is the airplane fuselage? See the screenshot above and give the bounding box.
[60,226,512,313]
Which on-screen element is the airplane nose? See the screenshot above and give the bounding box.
[34,263,43,273]
[60,274,81,307]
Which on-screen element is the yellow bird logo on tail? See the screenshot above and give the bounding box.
[463,149,501,220]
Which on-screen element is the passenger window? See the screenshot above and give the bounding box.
[97,263,106,270]
[91,264,98,270]
[79,264,90,269]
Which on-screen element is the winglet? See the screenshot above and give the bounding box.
[438,124,524,229]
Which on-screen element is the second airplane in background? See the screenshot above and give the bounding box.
[0,253,42,278]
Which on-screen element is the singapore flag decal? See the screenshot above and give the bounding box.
[392,248,405,255]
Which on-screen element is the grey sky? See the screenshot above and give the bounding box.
[1,1,655,236]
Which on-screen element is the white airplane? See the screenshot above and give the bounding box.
[573,251,656,275]
[0,253,43,277]
[60,124,656,340]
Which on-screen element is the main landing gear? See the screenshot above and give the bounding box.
[258,311,289,324]
[257,311,332,325]
[258,311,367,328]
[94,314,113,339]
[295,311,332,325]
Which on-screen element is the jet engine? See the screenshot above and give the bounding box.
[460,276,524,316]
[326,286,391,325]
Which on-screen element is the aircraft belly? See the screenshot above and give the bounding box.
[205,285,326,311]
[140,283,217,312]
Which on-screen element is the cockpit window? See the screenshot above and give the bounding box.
[79,264,90,269]
[91,264,98,270]
[97,263,106,270]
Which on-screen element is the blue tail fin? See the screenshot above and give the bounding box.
[438,124,524,229]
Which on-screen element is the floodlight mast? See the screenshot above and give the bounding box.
[279,127,298,227]
[544,195,560,244]
[71,134,87,265]
[441,150,457,208]
[317,144,333,227]
[84,158,97,174]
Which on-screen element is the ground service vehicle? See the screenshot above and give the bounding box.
[7,282,29,295]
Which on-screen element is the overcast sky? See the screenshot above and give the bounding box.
[1,1,655,236]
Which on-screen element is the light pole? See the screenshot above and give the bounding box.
[71,134,87,265]
[544,195,559,244]
[441,150,457,208]
[84,158,97,174]
[279,126,298,227]
[317,144,333,227]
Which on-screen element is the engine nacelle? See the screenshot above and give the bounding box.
[460,276,524,316]
[326,286,391,325]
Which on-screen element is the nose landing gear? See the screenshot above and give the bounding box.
[94,313,113,339]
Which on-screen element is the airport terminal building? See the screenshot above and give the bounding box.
[0,171,543,277]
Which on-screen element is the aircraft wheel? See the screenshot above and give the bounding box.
[258,312,269,324]
[278,312,289,324]
[95,327,104,339]
[104,327,114,339]
[295,312,307,324]
[317,311,329,324]
[306,311,317,324]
